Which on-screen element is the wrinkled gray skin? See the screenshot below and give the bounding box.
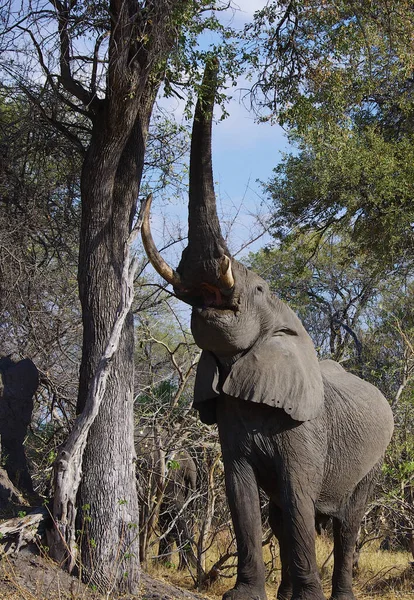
[135,428,197,569]
[142,62,394,600]
[190,275,393,600]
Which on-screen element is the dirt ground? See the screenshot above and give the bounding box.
[0,547,210,600]
[2,546,414,600]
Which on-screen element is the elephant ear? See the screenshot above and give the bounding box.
[222,333,324,421]
[193,351,220,424]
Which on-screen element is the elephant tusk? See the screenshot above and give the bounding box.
[220,255,235,290]
[141,194,182,289]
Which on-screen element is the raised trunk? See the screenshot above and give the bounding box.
[177,60,230,287]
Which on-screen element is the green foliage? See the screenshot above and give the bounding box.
[142,110,190,199]
[167,459,181,471]
[247,1,414,129]
[247,1,414,267]
[381,387,414,547]
[138,379,177,404]
[163,2,243,115]
[361,280,414,399]
[264,125,414,265]
[0,89,82,266]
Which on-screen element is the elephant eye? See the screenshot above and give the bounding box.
[256,285,264,293]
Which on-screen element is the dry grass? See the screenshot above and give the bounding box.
[1,536,413,600]
[316,535,414,600]
[147,534,414,600]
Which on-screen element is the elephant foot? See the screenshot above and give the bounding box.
[330,593,356,600]
[291,594,325,600]
[277,582,293,600]
[291,583,326,600]
[222,583,267,600]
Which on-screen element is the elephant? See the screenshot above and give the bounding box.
[134,426,197,569]
[141,60,394,600]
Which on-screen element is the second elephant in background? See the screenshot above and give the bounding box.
[135,426,197,570]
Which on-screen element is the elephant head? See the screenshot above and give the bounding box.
[142,60,324,424]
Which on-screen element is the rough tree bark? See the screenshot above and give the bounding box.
[47,1,195,593]
[48,223,141,580]
[75,96,155,593]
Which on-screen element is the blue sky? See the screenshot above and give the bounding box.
[212,92,290,255]
[207,0,290,257]
[204,1,293,255]
[210,1,289,226]
[148,1,293,267]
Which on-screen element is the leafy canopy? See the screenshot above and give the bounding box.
[265,124,414,264]
[245,0,414,265]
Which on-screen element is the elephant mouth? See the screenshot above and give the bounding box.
[176,280,239,313]
[199,283,237,309]
[194,305,236,316]
[192,305,238,329]
[193,283,239,311]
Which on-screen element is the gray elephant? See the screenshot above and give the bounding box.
[135,426,197,569]
[141,61,394,600]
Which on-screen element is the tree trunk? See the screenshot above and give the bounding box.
[69,1,193,590]
[75,95,155,594]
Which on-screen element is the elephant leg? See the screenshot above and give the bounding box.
[330,517,358,600]
[276,439,325,600]
[330,466,380,600]
[268,502,292,600]
[283,495,325,600]
[222,458,267,600]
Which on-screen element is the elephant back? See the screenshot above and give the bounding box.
[320,359,394,488]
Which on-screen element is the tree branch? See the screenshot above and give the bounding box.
[19,85,87,155]
[49,0,98,110]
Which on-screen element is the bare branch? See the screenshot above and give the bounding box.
[49,0,98,109]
